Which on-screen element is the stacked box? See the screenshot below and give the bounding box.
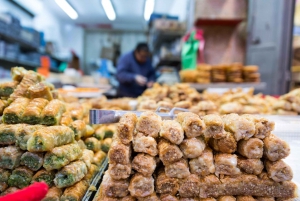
[97,111,297,200]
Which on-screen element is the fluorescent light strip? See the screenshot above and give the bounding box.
[102,0,116,21]
[55,0,78,20]
[144,0,155,21]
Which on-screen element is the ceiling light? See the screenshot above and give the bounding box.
[144,0,155,21]
[102,0,116,21]
[55,0,78,20]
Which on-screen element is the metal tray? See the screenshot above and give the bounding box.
[82,157,109,201]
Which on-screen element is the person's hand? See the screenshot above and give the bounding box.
[135,75,147,86]
[147,81,154,88]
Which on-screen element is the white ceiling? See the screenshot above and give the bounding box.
[42,0,189,30]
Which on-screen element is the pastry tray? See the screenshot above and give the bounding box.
[82,157,109,201]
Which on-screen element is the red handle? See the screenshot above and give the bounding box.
[0,182,48,201]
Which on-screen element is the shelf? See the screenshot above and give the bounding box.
[188,82,266,91]
[0,32,39,51]
[0,55,38,70]
[156,56,181,68]
[150,29,185,52]
[195,18,244,27]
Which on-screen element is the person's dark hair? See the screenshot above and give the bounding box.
[135,43,149,52]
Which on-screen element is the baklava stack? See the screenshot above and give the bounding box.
[97,111,297,200]
[226,63,243,83]
[196,64,212,84]
[242,65,261,83]
[211,65,226,82]
[0,67,107,201]
[273,88,300,115]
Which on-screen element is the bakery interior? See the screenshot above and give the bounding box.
[0,0,300,200]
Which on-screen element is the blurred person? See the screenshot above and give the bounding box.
[116,43,156,97]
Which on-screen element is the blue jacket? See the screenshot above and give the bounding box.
[116,51,156,97]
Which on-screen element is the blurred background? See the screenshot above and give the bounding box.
[0,0,298,96]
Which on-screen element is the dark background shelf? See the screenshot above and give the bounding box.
[0,55,38,70]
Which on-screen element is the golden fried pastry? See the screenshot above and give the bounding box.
[236,196,256,201]
[203,114,225,139]
[137,192,159,201]
[102,172,129,198]
[176,112,205,138]
[108,140,131,165]
[179,137,206,158]
[209,132,236,154]
[189,147,215,177]
[165,158,190,179]
[265,160,293,182]
[108,163,131,180]
[128,173,154,198]
[157,101,174,113]
[242,115,274,139]
[214,153,240,176]
[263,134,290,161]
[218,196,236,201]
[156,170,179,195]
[198,101,217,111]
[117,113,137,145]
[174,101,192,109]
[222,114,255,141]
[158,139,183,165]
[273,100,292,111]
[237,157,264,175]
[237,138,264,159]
[160,120,184,145]
[136,111,162,138]
[133,133,158,156]
[178,174,200,198]
[132,153,156,177]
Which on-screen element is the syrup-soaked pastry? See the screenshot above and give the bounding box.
[22,98,49,124]
[133,133,157,156]
[255,197,275,201]
[28,82,53,101]
[8,166,34,188]
[0,81,18,97]
[3,98,30,124]
[136,111,162,138]
[41,99,66,126]
[0,168,11,182]
[160,120,184,145]
[179,137,206,159]
[93,150,106,166]
[42,187,62,201]
[160,194,179,201]
[178,174,200,198]
[218,196,236,201]
[158,139,183,165]
[20,152,44,171]
[242,115,274,139]
[237,157,264,175]
[27,126,75,152]
[156,170,179,195]
[214,153,240,176]
[222,114,255,141]
[236,196,256,201]
[137,192,159,201]
[108,163,131,180]
[84,164,99,182]
[189,148,215,177]
[101,172,129,198]
[32,168,55,187]
[203,114,225,139]
[109,139,131,164]
[237,138,264,159]
[85,137,101,152]
[265,160,293,182]
[79,149,94,169]
[209,132,236,154]
[60,180,89,201]
[60,112,73,126]
[165,158,190,179]
[43,142,82,171]
[15,125,43,150]
[54,160,88,188]
[0,146,23,169]
[0,124,24,145]
[132,153,156,177]
[11,67,27,82]
[263,134,290,162]
[117,112,137,145]
[176,112,205,138]
[128,173,154,198]
[70,120,86,140]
